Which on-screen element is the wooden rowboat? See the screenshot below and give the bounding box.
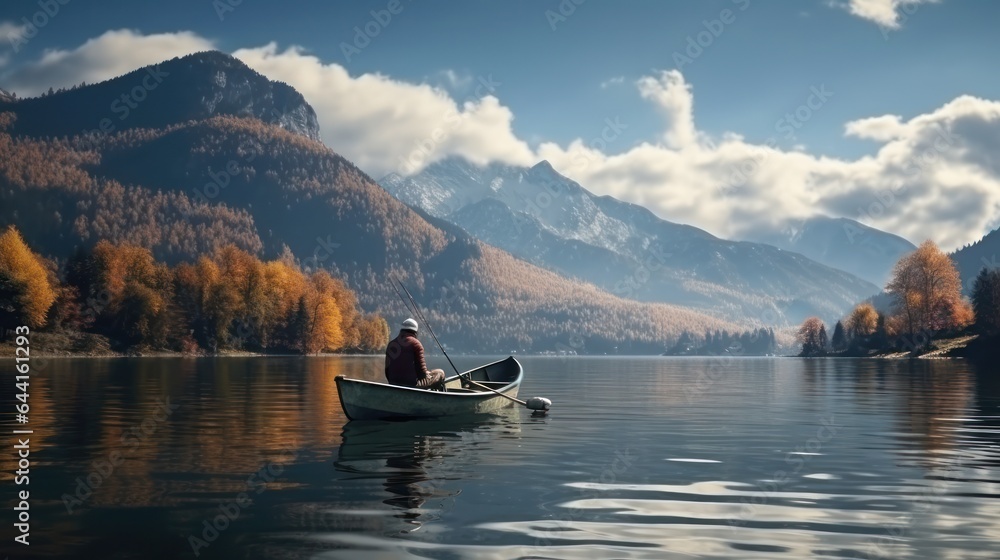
[335,356,523,420]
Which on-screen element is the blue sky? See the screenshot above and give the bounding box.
[3,0,997,157]
[1,0,999,249]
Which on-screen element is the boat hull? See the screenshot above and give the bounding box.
[335,356,522,420]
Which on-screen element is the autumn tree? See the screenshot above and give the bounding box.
[355,314,390,352]
[300,270,345,354]
[847,302,879,338]
[797,316,827,356]
[0,226,57,331]
[91,241,176,346]
[258,259,307,348]
[177,256,239,350]
[971,267,1000,335]
[886,240,972,339]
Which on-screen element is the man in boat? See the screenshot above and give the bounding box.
[385,318,447,390]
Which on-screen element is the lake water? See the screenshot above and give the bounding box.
[2,356,999,559]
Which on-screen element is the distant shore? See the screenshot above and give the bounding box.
[7,330,997,361]
[792,334,996,360]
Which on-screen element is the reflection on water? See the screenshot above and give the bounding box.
[334,412,520,536]
[0,356,998,559]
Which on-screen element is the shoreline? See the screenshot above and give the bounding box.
[790,334,985,360]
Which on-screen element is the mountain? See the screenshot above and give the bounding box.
[0,51,320,142]
[0,52,738,354]
[380,158,880,326]
[952,227,1000,293]
[745,216,916,288]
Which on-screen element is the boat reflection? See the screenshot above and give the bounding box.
[335,410,520,532]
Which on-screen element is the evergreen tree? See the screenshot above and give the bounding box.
[291,295,310,353]
[972,267,1000,335]
[873,312,889,350]
[831,320,847,352]
[818,324,829,353]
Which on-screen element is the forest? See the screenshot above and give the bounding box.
[0,109,744,354]
[796,240,1000,357]
[0,225,389,354]
[663,327,777,356]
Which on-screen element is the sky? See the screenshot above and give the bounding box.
[1,0,999,250]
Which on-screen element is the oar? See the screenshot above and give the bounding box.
[393,278,551,412]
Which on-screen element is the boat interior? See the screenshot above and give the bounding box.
[442,356,521,393]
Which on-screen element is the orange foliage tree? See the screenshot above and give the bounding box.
[0,225,57,330]
[796,316,827,356]
[847,302,879,338]
[355,315,390,353]
[0,230,391,353]
[886,240,972,337]
[300,271,345,354]
[91,240,175,346]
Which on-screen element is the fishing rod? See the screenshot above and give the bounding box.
[393,278,460,376]
[390,278,551,412]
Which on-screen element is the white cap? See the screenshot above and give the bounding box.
[401,318,418,332]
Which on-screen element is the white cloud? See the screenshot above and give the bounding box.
[0,29,214,96]
[538,74,1000,252]
[844,114,907,141]
[637,70,698,149]
[0,20,28,67]
[232,43,535,177]
[1,29,997,251]
[437,69,473,90]
[0,20,28,42]
[600,76,624,89]
[841,0,938,29]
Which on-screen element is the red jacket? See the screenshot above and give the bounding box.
[385,330,430,387]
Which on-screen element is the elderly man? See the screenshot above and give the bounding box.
[385,318,446,390]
